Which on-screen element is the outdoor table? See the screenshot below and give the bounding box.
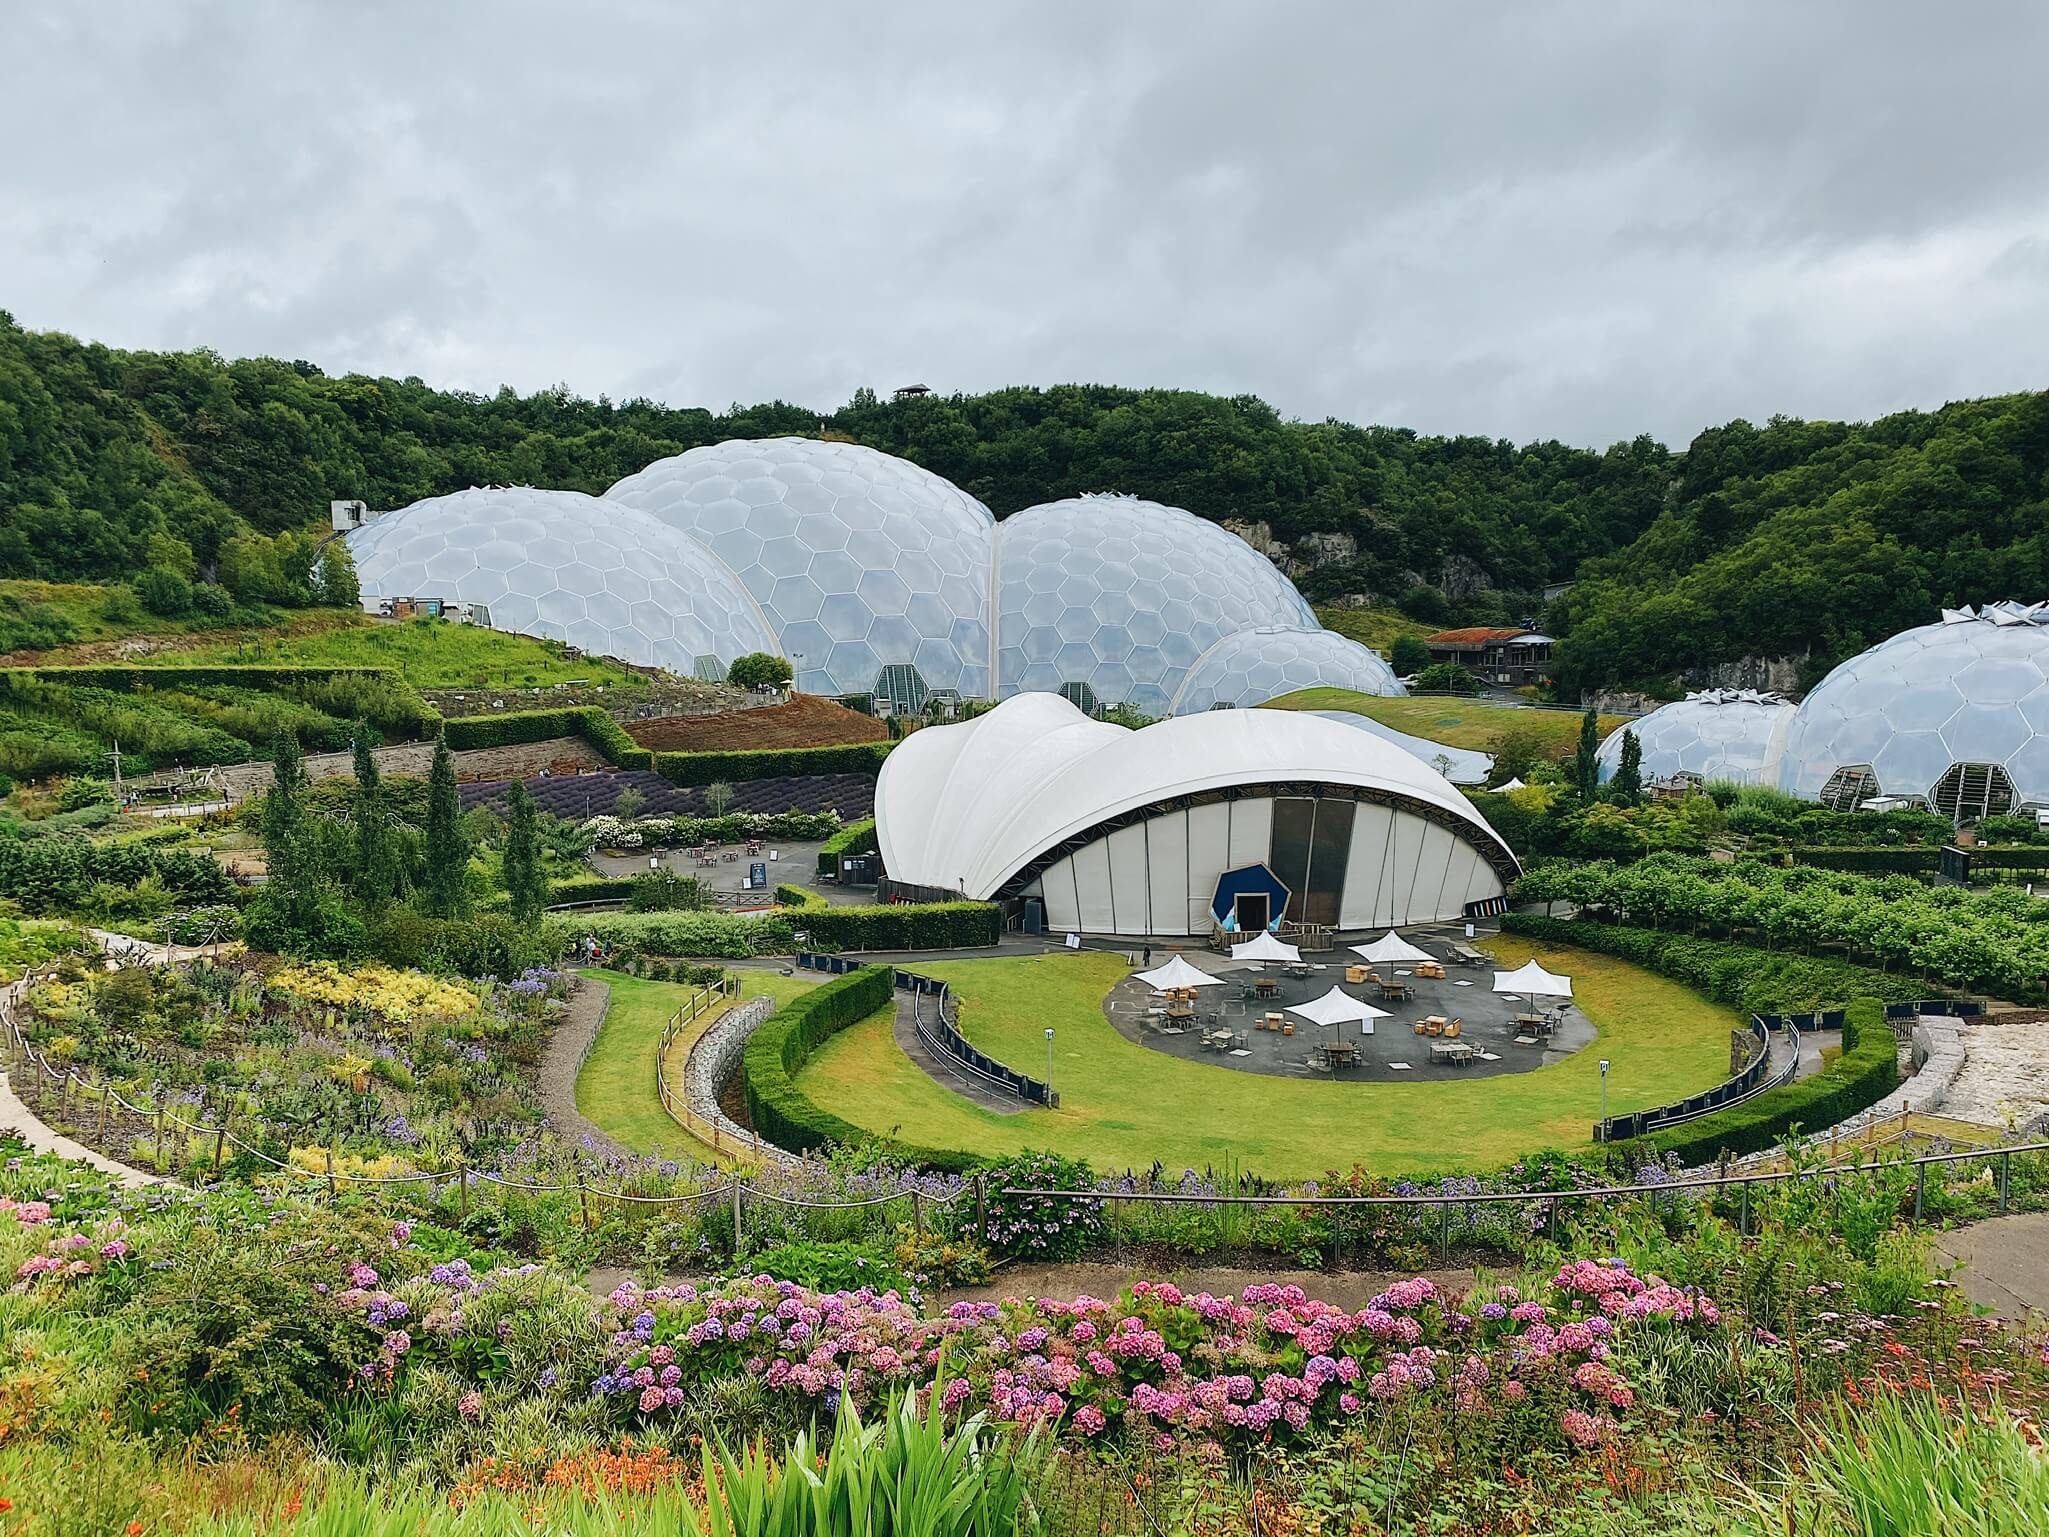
[1449,943,1486,967]
[1254,978,1280,999]
[1413,961,1447,979]
[1344,964,1372,985]
[1515,1012,1549,1035]
[1286,961,1314,978]
[1377,979,1411,1002]
[1167,1000,1196,1021]
[1429,1040,1475,1065]
[1320,1041,1360,1068]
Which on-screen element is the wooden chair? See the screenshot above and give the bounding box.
[1444,1019,1462,1039]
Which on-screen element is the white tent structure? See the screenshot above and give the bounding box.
[1231,931,1302,964]
[1285,986,1390,1035]
[1493,778,1527,792]
[873,694,1521,936]
[1493,960,1574,1009]
[1351,930,1436,966]
[1134,956,1225,991]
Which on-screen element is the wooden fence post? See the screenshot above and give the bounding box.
[153,1099,165,1165]
[974,1175,988,1242]
[578,1176,593,1232]
[325,1146,337,1199]
[1913,1163,1926,1223]
[912,1190,925,1238]
[1999,1151,2011,1216]
[458,1159,470,1222]
[732,1180,743,1255]
[213,1112,229,1177]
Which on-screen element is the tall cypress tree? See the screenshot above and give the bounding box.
[1575,707,1601,799]
[350,727,395,907]
[423,737,470,918]
[1613,728,1644,804]
[502,781,547,926]
[256,729,322,945]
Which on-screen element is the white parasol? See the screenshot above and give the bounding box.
[1492,959,1574,1011]
[1135,955,1225,991]
[1231,930,1302,964]
[1351,930,1436,966]
[1285,985,1390,1036]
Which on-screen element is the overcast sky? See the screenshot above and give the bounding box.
[4,2,2046,448]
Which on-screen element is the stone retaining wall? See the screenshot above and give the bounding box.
[206,736,608,802]
[681,996,802,1166]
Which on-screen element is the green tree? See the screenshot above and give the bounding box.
[703,780,735,818]
[1612,728,1644,803]
[423,737,469,918]
[1389,634,1432,675]
[133,567,193,616]
[1486,720,1552,786]
[245,729,361,955]
[501,780,548,925]
[1412,662,1484,695]
[349,729,395,908]
[1575,707,1601,798]
[727,652,794,689]
[316,538,361,609]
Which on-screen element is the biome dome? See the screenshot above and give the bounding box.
[995,494,1321,717]
[1597,689,1797,788]
[1169,626,1404,713]
[605,437,995,705]
[346,486,776,679]
[1776,601,2049,816]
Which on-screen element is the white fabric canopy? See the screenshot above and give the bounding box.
[1351,930,1436,965]
[1493,777,1527,792]
[1285,986,1390,1034]
[1231,931,1302,964]
[1493,960,1574,999]
[1135,955,1225,991]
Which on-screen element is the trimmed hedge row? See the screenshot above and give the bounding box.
[1500,915,1902,1162]
[539,908,797,960]
[1636,999,1897,1164]
[815,816,879,876]
[651,742,891,787]
[1784,846,2049,875]
[441,705,649,766]
[740,967,977,1172]
[775,882,827,910]
[21,663,402,690]
[796,901,1001,952]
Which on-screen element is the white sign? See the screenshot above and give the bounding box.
[1065,932,1082,950]
[768,849,778,861]
[1464,922,1475,938]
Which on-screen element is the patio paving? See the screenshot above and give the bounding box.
[1103,941,1594,1083]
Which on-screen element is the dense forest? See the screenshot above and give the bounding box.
[3,310,2045,692]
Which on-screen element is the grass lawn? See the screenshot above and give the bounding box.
[159,613,644,690]
[1263,688,1631,754]
[575,968,819,1155]
[794,937,1734,1179]
[1312,606,1436,657]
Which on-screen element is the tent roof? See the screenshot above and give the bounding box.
[1351,930,1436,965]
[1231,931,1301,963]
[1492,960,1573,997]
[1285,986,1390,1027]
[1134,956,1225,990]
[1493,777,1527,791]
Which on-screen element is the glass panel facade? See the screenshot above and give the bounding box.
[1268,797,1316,923]
[1304,798,1355,929]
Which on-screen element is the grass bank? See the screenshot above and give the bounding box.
[574,968,819,1154]
[792,937,1734,1179]
[1264,688,1631,753]
[158,614,644,690]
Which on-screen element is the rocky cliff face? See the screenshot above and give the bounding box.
[1679,652,1807,694]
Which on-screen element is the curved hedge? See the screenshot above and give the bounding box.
[1501,914,1902,1162]
[796,901,1000,952]
[740,966,978,1172]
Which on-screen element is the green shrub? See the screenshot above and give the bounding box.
[440,705,649,767]
[540,908,797,960]
[651,741,891,787]
[775,882,827,910]
[981,1151,1105,1260]
[815,816,878,876]
[741,967,978,1171]
[797,901,1000,952]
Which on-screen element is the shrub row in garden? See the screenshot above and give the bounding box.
[440,705,647,765]
[1501,915,1901,1162]
[540,908,798,960]
[650,741,892,787]
[814,816,878,876]
[739,966,977,1171]
[1788,845,2049,875]
[1633,999,1898,1164]
[0,838,239,915]
[774,882,826,910]
[796,901,1000,952]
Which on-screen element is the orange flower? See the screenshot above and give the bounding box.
[127,1524,143,1536]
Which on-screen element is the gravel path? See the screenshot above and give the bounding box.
[538,977,628,1159]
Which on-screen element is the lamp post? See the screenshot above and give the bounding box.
[1044,1027,1055,1095]
[1598,1058,1611,1141]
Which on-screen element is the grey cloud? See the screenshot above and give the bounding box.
[2,0,2045,448]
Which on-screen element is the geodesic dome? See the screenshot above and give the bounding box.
[1597,689,1797,788]
[1776,602,2049,815]
[346,487,776,679]
[605,438,994,704]
[994,495,1318,717]
[1168,626,1404,714]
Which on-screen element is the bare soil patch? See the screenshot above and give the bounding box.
[626,694,887,753]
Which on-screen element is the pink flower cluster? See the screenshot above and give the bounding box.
[10,1217,130,1290]
[0,1199,51,1225]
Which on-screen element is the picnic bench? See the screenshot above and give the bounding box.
[1448,942,1487,968]
[1377,978,1412,1002]
[1428,1040,1476,1066]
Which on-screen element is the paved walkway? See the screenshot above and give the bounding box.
[1933,1213,2049,1318]
[0,1069,164,1188]
[889,991,1028,1115]
[534,978,627,1158]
